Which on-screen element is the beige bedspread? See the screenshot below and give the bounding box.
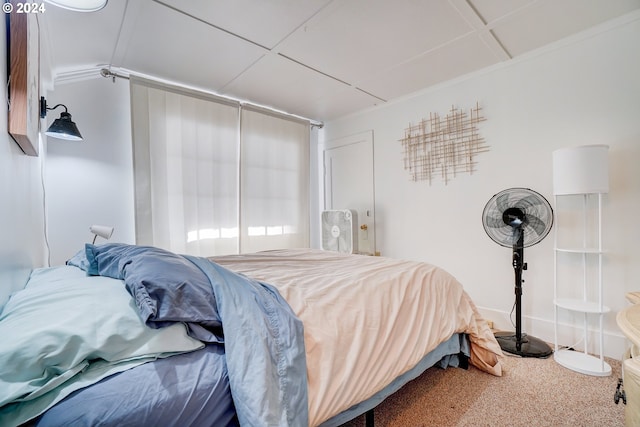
[210,249,503,426]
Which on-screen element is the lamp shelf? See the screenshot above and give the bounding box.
[552,144,610,377]
[555,247,605,254]
[554,349,611,376]
[554,298,610,314]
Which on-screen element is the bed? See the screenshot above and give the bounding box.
[0,243,503,427]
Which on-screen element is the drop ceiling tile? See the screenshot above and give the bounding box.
[491,0,640,57]
[158,0,332,48]
[359,34,499,101]
[309,86,384,121]
[40,0,127,73]
[120,1,267,91]
[221,53,377,121]
[468,0,534,25]
[277,0,473,84]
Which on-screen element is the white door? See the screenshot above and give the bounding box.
[323,131,375,254]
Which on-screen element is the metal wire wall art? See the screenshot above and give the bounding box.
[399,103,489,184]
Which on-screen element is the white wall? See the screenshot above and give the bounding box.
[0,18,47,307]
[323,14,640,359]
[45,76,135,266]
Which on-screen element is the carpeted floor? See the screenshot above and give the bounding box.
[340,352,625,427]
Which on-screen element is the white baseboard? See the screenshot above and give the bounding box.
[477,306,627,361]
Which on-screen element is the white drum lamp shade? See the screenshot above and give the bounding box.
[552,145,609,195]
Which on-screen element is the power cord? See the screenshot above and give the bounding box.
[509,299,517,329]
[40,142,51,267]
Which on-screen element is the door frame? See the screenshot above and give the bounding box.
[322,130,376,254]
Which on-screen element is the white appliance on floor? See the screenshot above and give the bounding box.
[321,209,358,254]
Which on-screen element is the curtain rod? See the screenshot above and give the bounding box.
[100,68,324,129]
[100,68,129,81]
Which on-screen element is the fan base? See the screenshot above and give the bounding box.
[494,331,552,358]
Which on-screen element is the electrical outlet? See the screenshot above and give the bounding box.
[485,320,494,330]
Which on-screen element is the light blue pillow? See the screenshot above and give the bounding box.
[0,267,204,407]
[65,249,90,272]
[26,265,87,288]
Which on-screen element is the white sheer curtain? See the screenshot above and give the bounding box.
[130,77,310,256]
[240,107,310,253]
[131,78,239,256]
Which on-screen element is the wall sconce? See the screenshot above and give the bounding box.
[90,225,114,244]
[40,97,83,141]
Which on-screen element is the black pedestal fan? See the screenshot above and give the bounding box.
[482,188,554,358]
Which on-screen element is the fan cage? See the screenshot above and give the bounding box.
[321,209,358,254]
[482,187,554,248]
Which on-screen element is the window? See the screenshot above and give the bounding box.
[130,77,309,256]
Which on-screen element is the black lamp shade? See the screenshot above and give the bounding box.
[45,112,83,141]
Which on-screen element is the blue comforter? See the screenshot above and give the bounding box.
[75,243,309,426]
